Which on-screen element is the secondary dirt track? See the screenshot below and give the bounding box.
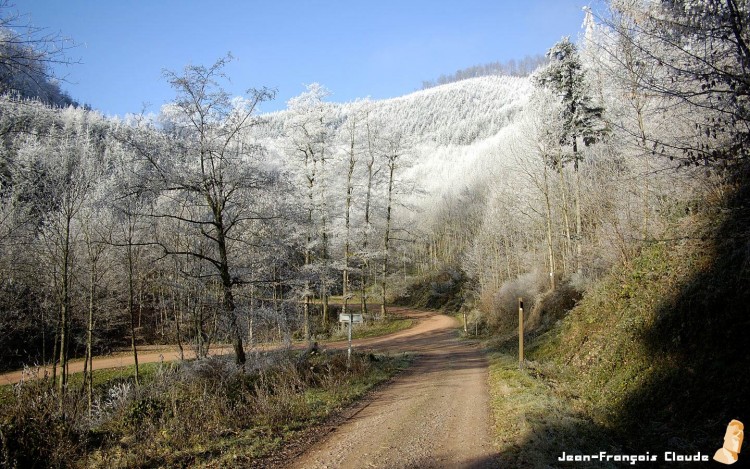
[1,307,454,385]
[0,344,235,386]
[0,306,427,385]
[285,308,500,469]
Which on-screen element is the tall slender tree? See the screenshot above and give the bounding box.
[536,37,607,275]
[30,117,99,408]
[285,83,333,340]
[379,129,407,319]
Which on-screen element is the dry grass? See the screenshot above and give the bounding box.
[488,354,617,468]
[0,350,409,468]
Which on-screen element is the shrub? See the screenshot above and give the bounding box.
[394,268,467,311]
[1,349,402,467]
[0,380,88,468]
[525,281,582,336]
[484,270,546,334]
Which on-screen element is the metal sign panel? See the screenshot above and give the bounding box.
[339,313,364,323]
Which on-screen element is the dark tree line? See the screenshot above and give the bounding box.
[421,54,547,89]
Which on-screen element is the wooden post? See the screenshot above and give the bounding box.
[518,297,524,369]
[347,309,353,367]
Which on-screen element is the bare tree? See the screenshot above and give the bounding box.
[379,129,408,319]
[359,105,380,316]
[341,105,360,320]
[137,55,275,366]
[0,1,78,105]
[29,119,98,407]
[602,0,749,165]
[511,90,567,290]
[79,184,111,412]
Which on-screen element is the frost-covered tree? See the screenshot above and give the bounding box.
[357,103,382,316]
[24,114,102,406]
[78,178,112,413]
[339,102,361,319]
[510,89,568,289]
[536,37,607,275]
[284,83,335,339]
[109,138,154,385]
[604,0,749,165]
[378,127,410,319]
[0,1,77,106]
[140,55,275,366]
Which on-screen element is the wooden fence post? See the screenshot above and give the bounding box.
[518,297,524,369]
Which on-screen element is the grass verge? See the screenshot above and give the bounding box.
[0,362,163,406]
[488,352,620,468]
[486,181,750,466]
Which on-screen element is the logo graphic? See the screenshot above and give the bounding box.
[713,420,744,465]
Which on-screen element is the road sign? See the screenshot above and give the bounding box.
[339,313,364,324]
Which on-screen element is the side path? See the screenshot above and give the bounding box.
[286,310,500,469]
[0,307,444,385]
[0,345,233,386]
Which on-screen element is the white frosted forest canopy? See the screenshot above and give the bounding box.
[1,1,749,465]
[0,0,747,375]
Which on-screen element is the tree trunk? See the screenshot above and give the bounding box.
[174,295,184,361]
[361,123,376,317]
[381,158,396,319]
[543,163,556,290]
[558,158,572,275]
[216,216,245,366]
[636,104,650,240]
[86,264,95,414]
[304,158,315,342]
[127,240,140,386]
[248,284,255,347]
[320,169,330,329]
[573,144,582,276]
[51,299,59,384]
[343,133,356,319]
[57,215,71,409]
[502,233,512,282]
[321,283,328,332]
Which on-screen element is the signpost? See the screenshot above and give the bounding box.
[339,312,364,324]
[340,311,363,365]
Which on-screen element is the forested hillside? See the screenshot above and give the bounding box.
[0,0,748,466]
[0,3,78,107]
[0,67,532,375]
[420,54,547,89]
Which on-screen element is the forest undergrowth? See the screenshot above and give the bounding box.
[0,349,409,468]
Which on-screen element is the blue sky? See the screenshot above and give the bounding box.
[18,1,592,115]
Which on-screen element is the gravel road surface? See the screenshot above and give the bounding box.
[287,308,499,469]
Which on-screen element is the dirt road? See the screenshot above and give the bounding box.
[0,307,441,386]
[1,308,499,467]
[0,345,235,386]
[287,308,499,469]
[0,307,423,385]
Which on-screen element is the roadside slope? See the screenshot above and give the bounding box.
[488,179,750,465]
